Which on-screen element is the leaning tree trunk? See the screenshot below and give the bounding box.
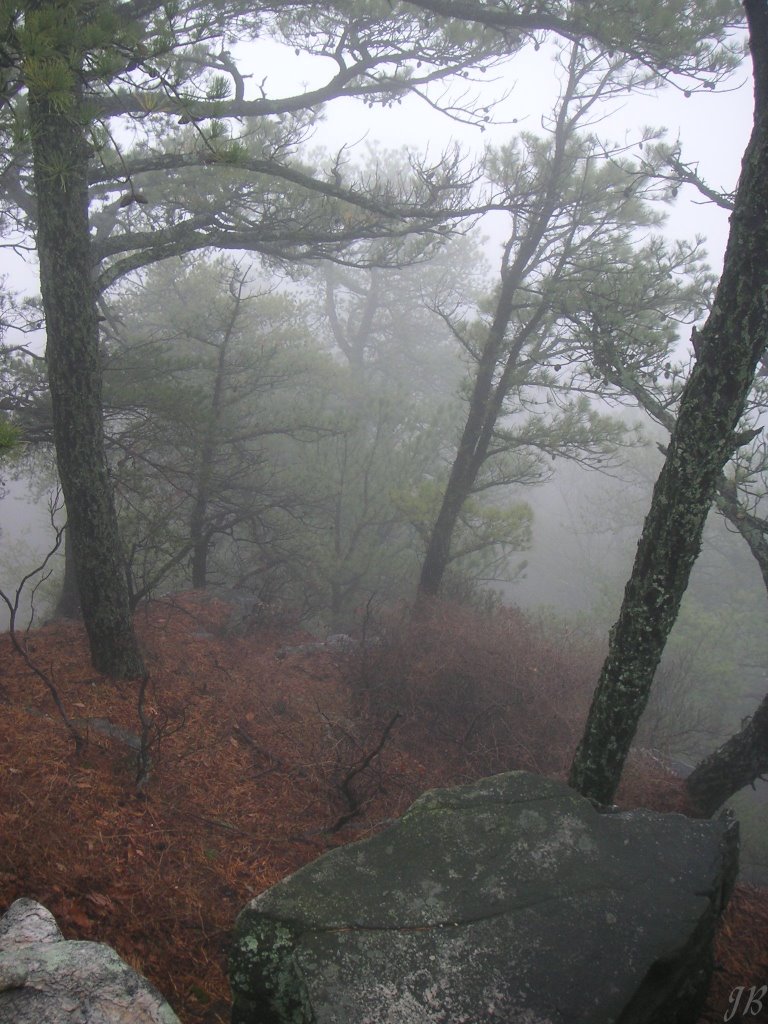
[417,445,481,598]
[189,512,211,589]
[596,327,768,813]
[685,694,768,816]
[189,436,215,589]
[28,73,145,678]
[415,83,570,602]
[569,0,768,806]
[416,301,546,600]
[416,277,523,599]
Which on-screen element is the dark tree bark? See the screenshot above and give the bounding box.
[28,71,145,677]
[417,383,493,597]
[416,295,552,598]
[589,262,768,814]
[686,695,768,816]
[189,498,212,589]
[417,460,475,598]
[569,0,768,805]
[53,524,81,620]
[416,363,500,598]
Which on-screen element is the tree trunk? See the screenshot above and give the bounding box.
[416,290,517,598]
[189,310,233,588]
[415,301,543,599]
[415,57,578,601]
[54,524,81,620]
[569,0,768,805]
[29,72,145,678]
[586,267,768,813]
[685,693,768,816]
[417,447,479,597]
[189,491,211,589]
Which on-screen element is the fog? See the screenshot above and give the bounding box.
[0,476,61,631]
[2,20,767,883]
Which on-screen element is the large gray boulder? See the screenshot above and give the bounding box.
[0,898,180,1024]
[230,771,738,1024]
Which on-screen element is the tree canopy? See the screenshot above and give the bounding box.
[0,0,749,677]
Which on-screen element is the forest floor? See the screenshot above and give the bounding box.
[0,590,765,1023]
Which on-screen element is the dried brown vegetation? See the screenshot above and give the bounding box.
[0,592,764,1023]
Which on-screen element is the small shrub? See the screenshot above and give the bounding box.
[340,599,603,785]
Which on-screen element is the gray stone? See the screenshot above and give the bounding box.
[0,898,180,1024]
[0,897,62,946]
[72,716,142,750]
[275,634,383,661]
[230,771,738,1024]
[216,588,269,635]
[640,748,696,779]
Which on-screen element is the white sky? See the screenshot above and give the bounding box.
[242,35,754,274]
[0,35,755,303]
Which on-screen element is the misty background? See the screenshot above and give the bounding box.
[2,30,766,879]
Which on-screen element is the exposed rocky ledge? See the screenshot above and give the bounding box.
[230,771,738,1024]
[0,897,180,1024]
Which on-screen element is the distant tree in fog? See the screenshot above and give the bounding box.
[417,41,712,599]
[0,0,507,675]
[308,239,531,623]
[102,244,514,625]
[101,256,326,602]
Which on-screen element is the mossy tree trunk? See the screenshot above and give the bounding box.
[569,0,768,805]
[28,66,145,678]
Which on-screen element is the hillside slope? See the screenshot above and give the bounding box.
[0,592,765,1023]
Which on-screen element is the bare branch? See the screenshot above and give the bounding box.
[0,494,84,752]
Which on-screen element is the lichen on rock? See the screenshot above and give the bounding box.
[230,771,738,1024]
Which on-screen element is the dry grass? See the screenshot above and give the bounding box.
[0,592,763,1023]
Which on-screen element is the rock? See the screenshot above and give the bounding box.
[639,747,696,779]
[216,588,269,635]
[0,898,180,1024]
[0,897,62,946]
[230,771,738,1024]
[275,634,383,660]
[324,633,358,652]
[71,716,142,751]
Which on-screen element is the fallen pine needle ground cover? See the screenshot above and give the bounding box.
[0,592,764,1023]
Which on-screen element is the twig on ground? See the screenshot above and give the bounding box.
[329,711,401,833]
